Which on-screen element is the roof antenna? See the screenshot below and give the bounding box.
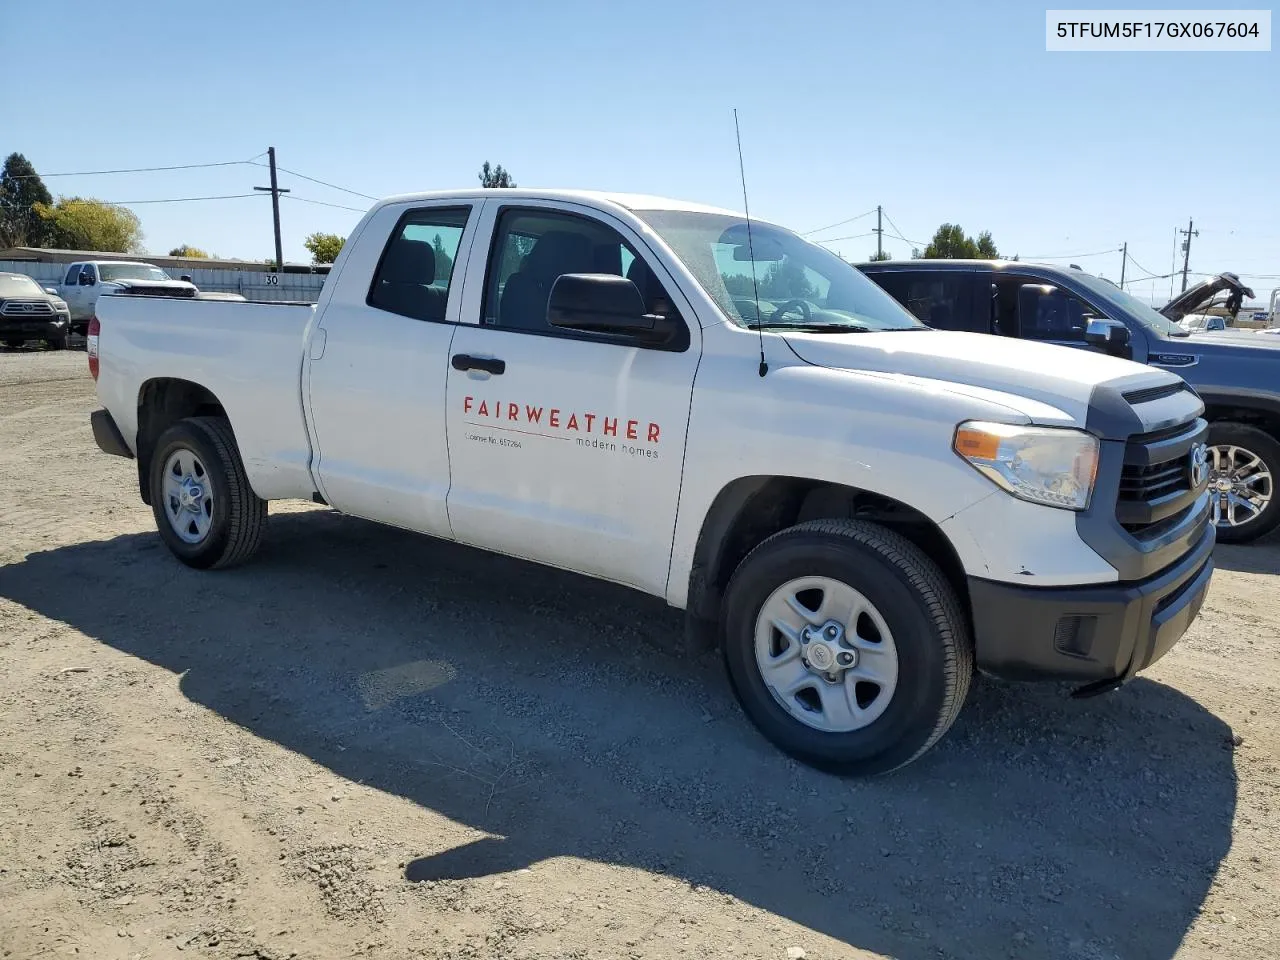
[733,108,768,378]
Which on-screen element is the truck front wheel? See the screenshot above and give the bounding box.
[1207,422,1280,544]
[722,519,972,775]
[148,416,266,569]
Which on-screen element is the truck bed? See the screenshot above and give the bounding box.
[95,293,319,501]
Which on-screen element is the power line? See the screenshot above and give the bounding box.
[283,195,368,213]
[1024,247,1119,260]
[881,211,927,246]
[8,159,257,179]
[1122,252,1164,281]
[800,208,877,237]
[813,231,878,244]
[106,193,267,205]
[251,161,377,201]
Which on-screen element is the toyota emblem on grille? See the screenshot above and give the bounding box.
[18,303,34,313]
[1189,442,1208,488]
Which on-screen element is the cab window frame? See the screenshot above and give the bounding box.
[478,205,691,353]
[364,204,473,325]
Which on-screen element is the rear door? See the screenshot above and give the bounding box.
[303,200,482,537]
[442,199,700,596]
[864,269,984,333]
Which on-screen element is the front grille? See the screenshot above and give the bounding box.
[1117,418,1206,538]
[120,286,197,299]
[0,300,55,317]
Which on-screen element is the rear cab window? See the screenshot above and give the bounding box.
[366,206,471,323]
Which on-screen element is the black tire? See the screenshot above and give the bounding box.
[721,519,972,776]
[148,416,267,569]
[47,333,68,351]
[1208,422,1280,544]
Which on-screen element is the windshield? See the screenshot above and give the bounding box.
[633,210,925,332]
[1069,271,1188,337]
[98,263,171,282]
[0,274,45,297]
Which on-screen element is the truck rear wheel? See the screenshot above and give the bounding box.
[1207,422,1280,544]
[721,519,972,775]
[148,416,266,569]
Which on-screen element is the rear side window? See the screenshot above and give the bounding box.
[866,271,977,332]
[367,206,471,323]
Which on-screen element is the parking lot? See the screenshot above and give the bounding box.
[1,348,1278,960]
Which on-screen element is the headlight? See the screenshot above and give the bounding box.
[953,421,1098,511]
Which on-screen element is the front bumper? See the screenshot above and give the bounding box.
[0,317,69,339]
[968,525,1214,684]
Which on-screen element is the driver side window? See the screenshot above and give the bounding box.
[993,275,1101,343]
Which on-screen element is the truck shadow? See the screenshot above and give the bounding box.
[0,510,1237,960]
[1212,536,1280,575]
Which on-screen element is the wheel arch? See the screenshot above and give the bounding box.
[1200,392,1280,439]
[135,378,230,505]
[684,475,971,648]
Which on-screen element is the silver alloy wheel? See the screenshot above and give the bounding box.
[753,575,899,733]
[162,448,214,544]
[1208,444,1273,529]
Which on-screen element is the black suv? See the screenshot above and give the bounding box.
[0,272,73,350]
[859,260,1280,544]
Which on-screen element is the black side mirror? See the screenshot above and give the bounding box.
[1085,318,1131,356]
[79,273,94,286]
[180,274,192,283]
[547,273,676,343]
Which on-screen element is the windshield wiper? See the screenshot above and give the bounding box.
[746,322,870,333]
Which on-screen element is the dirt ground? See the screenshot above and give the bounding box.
[1,347,1277,960]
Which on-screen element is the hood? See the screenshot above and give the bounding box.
[1162,272,1254,322]
[781,329,1181,428]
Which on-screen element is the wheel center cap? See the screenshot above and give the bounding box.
[807,644,835,671]
[1214,477,1233,493]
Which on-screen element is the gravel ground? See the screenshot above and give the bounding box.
[1,346,1277,960]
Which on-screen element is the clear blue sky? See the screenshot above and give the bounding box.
[8,0,1277,304]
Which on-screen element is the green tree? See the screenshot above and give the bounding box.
[168,244,210,258]
[759,258,816,301]
[304,232,346,264]
[478,161,516,188]
[915,223,999,259]
[35,197,143,252]
[0,153,54,247]
[867,250,891,262]
[430,234,454,282]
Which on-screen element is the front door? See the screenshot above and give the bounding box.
[443,201,700,596]
[304,201,480,537]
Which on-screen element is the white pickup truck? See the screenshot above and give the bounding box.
[59,260,197,334]
[88,189,1215,775]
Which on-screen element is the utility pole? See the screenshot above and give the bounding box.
[875,205,883,260]
[1119,242,1127,287]
[254,147,290,271]
[1179,218,1198,292]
